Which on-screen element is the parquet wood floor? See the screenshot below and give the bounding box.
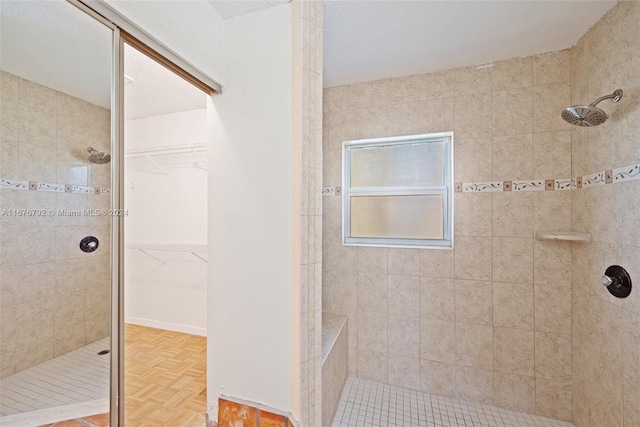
[124,324,207,427]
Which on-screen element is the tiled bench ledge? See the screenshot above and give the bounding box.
[322,313,348,426]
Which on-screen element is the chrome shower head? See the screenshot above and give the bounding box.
[87,147,111,164]
[561,89,623,127]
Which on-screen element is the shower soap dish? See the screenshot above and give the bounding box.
[536,231,591,243]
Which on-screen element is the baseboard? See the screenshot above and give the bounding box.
[125,316,207,336]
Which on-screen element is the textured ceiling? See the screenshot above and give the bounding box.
[124,44,206,121]
[0,0,112,108]
[206,0,290,19]
[324,0,617,87]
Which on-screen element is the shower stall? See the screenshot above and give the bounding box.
[0,1,114,424]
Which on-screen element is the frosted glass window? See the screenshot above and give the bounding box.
[343,132,453,249]
[350,142,444,187]
[351,195,444,239]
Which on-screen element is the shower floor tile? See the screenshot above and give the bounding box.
[0,338,110,418]
[332,377,574,427]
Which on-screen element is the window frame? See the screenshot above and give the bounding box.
[342,132,454,249]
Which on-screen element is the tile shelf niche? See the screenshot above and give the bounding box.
[535,231,592,243]
[124,143,207,174]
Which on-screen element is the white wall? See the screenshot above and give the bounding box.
[104,0,225,84]
[124,109,208,335]
[208,2,296,418]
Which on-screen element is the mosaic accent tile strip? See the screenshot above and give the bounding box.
[513,180,545,192]
[0,178,109,195]
[613,163,640,183]
[554,179,575,190]
[71,185,95,195]
[462,181,502,193]
[37,182,65,193]
[453,161,640,194]
[0,179,29,190]
[582,171,606,188]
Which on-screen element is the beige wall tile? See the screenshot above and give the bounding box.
[455,323,493,370]
[388,315,419,358]
[454,193,492,237]
[493,372,536,414]
[492,88,533,136]
[571,187,590,233]
[421,70,456,101]
[387,102,421,136]
[324,242,357,272]
[420,318,455,363]
[388,248,420,276]
[420,360,455,397]
[0,99,19,140]
[455,236,493,281]
[357,311,387,353]
[492,134,534,180]
[535,378,573,422]
[419,97,454,133]
[535,332,572,381]
[356,107,388,140]
[323,85,353,113]
[493,237,533,284]
[622,180,640,247]
[454,93,492,139]
[533,240,571,286]
[420,278,454,321]
[492,57,533,91]
[388,355,421,389]
[589,183,623,245]
[622,245,640,315]
[454,366,494,404]
[494,327,534,377]
[357,246,387,273]
[357,271,387,313]
[492,192,534,238]
[533,83,571,133]
[533,50,570,86]
[493,282,534,330]
[324,269,357,314]
[419,249,454,278]
[535,285,572,333]
[351,80,388,110]
[455,280,492,325]
[571,128,590,177]
[388,274,419,316]
[357,349,387,383]
[623,310,640,427]
[0,71,19,101]
[455,66,492,96]
[533,131,571,179]
[454,137,492,182]
[387,74,423,105]
[534,191,571,234]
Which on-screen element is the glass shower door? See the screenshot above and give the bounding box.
[0,1,114,424]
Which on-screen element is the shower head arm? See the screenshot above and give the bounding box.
[590,89,623,107]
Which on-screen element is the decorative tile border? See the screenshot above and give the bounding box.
[613,164,640,183]
[0,177,109,196]
[37,182,65,192]
[462,181,502,193]
[454,161,640,194]
[0,179,29,190]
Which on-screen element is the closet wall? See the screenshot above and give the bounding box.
[124,108,208,335]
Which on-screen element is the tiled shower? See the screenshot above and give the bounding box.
[322,1,640,425]
[0,71,111,416]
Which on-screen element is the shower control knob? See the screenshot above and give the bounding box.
[601,275,614,287]
[601,265,632,298]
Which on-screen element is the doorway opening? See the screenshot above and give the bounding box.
[122,42,209,426]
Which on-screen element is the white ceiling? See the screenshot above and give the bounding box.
[124,44,206,121]
[0,0,112,108]
[323,0,617,88]
[207,0,289,19]
[1,0,617,115]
